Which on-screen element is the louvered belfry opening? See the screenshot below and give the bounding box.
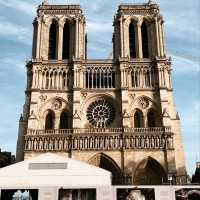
[141,21,149,58]
[129,20,136,58]
[48,21,58,60]
[62,22,70,59]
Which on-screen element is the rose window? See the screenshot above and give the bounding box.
[86,99,115,128]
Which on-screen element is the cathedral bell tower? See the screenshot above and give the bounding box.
[17,0,187,185]
[32,1,86,61]
[113,2,165,60]
[16,2,86,161]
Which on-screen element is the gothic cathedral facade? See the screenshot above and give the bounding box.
[16,0,187,185]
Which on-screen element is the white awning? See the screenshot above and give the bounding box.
[0,153,111,188]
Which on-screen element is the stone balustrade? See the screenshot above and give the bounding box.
[27,127,171,135]
[25,127,173,151]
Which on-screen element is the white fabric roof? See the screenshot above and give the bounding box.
[0,153,111,188]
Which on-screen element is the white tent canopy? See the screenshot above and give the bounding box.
[0,153,111,188]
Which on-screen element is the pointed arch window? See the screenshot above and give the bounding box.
[62,22,70,59]
[129,20,136,58]
[141,21,149,58]
[147,109,156,127]
[45,110,55,130]
[48,21,58,60]
[32,21,38,59]
[59,111,68,129]
[134,109,144,128]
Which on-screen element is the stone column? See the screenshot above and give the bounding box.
[122,17,129,58]
[32,69,36,89]
[75,18,79,58]
[147,21,152,58]
[57,23,64,60]
[42,22,50,60]
[150,21,156,57]
[119,17,124,58]
[83,19,86,59]
[158,18,164,57]
[161,20,166,56]
[154,17,161,57]
[35,19,41,59]
[135,19,143,59]
[128,70,132,88]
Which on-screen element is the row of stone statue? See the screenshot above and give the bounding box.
[25,135,173,151]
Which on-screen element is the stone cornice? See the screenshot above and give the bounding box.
[37,5,83,17]
[117,4,159,17]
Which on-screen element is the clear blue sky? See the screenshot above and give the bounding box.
[0,0,199,176]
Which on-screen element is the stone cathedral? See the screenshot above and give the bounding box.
[16,0,187,185]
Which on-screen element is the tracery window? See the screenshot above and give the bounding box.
[131,68,154,88]
[48,21,58,60]
[141,21,149,58]
[62,22,70,59]
[129,20,136,58]
[134,109,144,128]
[85,68,115,89]
[131,70,140,87]
[86,99,115,128]
[45,110,55,129]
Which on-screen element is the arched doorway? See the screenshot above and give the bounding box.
[134,157,167,185]
[88,153,123,185]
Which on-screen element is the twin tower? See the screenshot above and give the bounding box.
[17,0,187,185]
